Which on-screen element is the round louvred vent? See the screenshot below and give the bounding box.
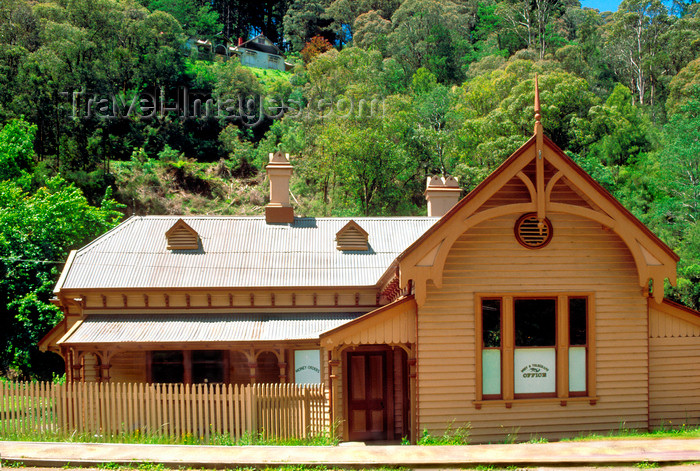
[515,213,553,249]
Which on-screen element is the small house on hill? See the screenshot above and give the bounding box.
[40,89,700,443]
[231,34,287,71]
[189,34,290,71]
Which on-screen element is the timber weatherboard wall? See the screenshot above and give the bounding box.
[649,301,700,428]
[417,212,647,443]
[111,351,147,382]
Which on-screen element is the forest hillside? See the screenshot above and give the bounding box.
[0,0,699,378]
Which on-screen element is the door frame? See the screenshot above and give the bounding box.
[343,345,394,441]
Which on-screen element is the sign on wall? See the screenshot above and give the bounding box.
[514,348,556,394]
[294,350,321,384]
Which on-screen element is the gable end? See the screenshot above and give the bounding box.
[397,134,679,305]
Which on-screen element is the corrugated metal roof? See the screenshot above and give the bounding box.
[60,216,437,289]
[58,313,362,345]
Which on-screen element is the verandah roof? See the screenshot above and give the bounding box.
[57,313,363,346]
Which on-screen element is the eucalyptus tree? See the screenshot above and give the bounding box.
[607,0,670,107]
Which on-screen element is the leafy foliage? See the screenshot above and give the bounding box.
[0,118,35,181]
[301,35,334,63]
[0,176,122,378]
[416,421,471,445]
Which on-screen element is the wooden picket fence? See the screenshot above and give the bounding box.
[0,381,328,442]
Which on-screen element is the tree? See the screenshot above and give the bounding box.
[388,0,473,83]
[659,5,700,80]
[658,87,700,228]
[497,0,535,53]
[571,83,653,165]
[0,177,122,378]
[326,0,399,41]
[209,0,290,46]
[498,0,574,59]
[607,0,670,107]
[146,0,222,37]
[0,0,39,50]
[213,58,263,101]
[302,46,402,105]
[410,68,457,174]
[655,89,700,309]
[353,10,392,56]
[0,118,36,181]
[300,34,334,63]
[666,57,700,116]
[303,115,416,215]
[283,0,336,51]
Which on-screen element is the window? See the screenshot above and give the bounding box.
[149,350,227,384]
[514,298,556,397]
[568,297,588,396]
[192,350,225,384]
[151,351,184,383]
[481,299,502,399]
[477,295,595,405]
[294,349,321,384]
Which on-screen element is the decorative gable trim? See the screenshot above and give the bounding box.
[320,296,416,347]
[397,134,678,305]
[649,298,700,338]
[165,219,199,250]
[336,220,369,251]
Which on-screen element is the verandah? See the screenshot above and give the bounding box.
[0,381,327,442]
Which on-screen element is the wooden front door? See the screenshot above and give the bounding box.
[347,350,389,441]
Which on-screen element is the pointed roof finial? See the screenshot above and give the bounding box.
[534,74,542,135]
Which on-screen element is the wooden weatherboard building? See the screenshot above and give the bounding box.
[40,89,700,443]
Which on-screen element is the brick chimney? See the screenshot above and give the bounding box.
[265,151,294,224]
[425,175,461,217]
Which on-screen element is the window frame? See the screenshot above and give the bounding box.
[475,293,597,407]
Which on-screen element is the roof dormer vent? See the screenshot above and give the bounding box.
[165,219,200,250]
[336,220,369,251]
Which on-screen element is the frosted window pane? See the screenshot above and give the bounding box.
[514,348,556,394]
[294,350,321,384]
[569,346,587,392]
[482,349,501,396]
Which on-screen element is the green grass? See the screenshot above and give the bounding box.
[0,461,25,468]
[416,421,471,445]
[635,462,660,469]
[0,428,339,446]
[561,422,700,441]
[241,65,292,86]
[184,59,291,90]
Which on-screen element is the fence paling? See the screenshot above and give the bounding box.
[0,381,327,442]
